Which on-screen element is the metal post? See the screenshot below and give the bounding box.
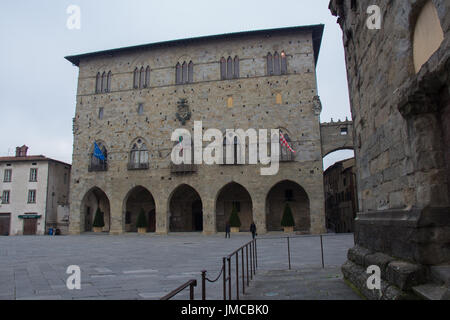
[287,237,291,270]
[228,257,231,300]
[255,238,258,269]
[241,248,245,295]
[201,270,206,300]
[189,280,196,300]
[252,240,256,275]
[249,242,253,280]
[223,257,226,300]
[246,244,249,286]
[236,252,239,300]
[320,235,324,268]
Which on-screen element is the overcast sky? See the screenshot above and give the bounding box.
[0,0,354,168]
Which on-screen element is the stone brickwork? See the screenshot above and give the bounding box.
[66,26,328,236]
[320,119,354,157]
[329,0,450,299]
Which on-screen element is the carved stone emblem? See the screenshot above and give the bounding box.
[312,95,322,116]
[176,98,191,125]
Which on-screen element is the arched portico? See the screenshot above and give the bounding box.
[80,187,111,232]
[265,180,310,232]
[215,182,253,232]
[168,184,203,232]
[123,186,156,233]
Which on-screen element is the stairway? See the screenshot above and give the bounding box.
[412,265,450,300]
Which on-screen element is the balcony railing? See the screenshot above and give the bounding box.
[127,162,149,171]
[280,152,295,162]
[170,163,198,174]
[88,163,108,172]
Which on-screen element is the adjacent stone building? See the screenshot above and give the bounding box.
[330,0,450,299]
[324,157,357,233]
[65,25,331,235]
[0,146,71,236]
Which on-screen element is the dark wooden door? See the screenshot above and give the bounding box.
[23,219,37,235]
[0,214,10,236]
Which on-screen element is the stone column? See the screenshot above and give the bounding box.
[155,198,168,235]
[252,192,267,234]
[109,198,124,235]
[202,197,216,235]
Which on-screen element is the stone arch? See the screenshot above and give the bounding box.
[265,180,310,232]
[123,186,156,233]
[80,187,111,232]
[168,184,203,232]
[215,182,253,232]
[320,121,354,158]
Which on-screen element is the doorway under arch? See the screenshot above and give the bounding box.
[216,182,253,232]
[169,184,203,232]
[81,187,111,232]
[124,186,156,233]
[265,180,310,232]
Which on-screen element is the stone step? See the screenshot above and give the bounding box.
[412,283,449,300]
[430,265,450,286]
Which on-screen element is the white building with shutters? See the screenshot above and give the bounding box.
[0,145,71,236]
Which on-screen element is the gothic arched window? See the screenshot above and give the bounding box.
[89,142,108,172]
[227,56,233,80]
[101,72,107,93]
[175,63,182,84]
[267,53,273,75]
[139,67,145,89]
[234,56,240,78]
[281,51,287,74]
[182,62,188,84]
[273,52,281,75]
[106,71,112,92]
[220,57,226,80]
[145,66,150,88]
[188,61,194,83]
[280,130,294,162]
[95,72,101,93]
[133,68,139,89]
[129,139,149,170]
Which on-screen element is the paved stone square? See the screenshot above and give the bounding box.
[0,233,355,300]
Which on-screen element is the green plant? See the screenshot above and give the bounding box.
[281,203,295,227]
[92,208,105,228]
[136,208,148,229]
[229,204,241,228]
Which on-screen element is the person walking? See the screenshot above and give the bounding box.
[225,221,231,239]
[250,222,257,239]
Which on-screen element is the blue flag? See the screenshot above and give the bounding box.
[93,142,106,161]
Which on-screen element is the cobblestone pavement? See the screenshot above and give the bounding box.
[0,233,355,300]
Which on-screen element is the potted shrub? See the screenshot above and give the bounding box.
[281,203,295,233]
[136,208,148,234]
[229,204,241,233]
[92,208,104,233]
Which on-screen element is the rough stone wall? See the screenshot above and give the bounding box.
[329,0,450,299]
[68,29,326,235]
[330,0,450,215]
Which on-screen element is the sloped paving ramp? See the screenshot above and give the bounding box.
[241,267,361,300]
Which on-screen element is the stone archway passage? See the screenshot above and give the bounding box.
[125,186,156,233]
[81,187,111,232]
[216,182,253,232]
[266,180,310,232]
[169,185,203,232]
